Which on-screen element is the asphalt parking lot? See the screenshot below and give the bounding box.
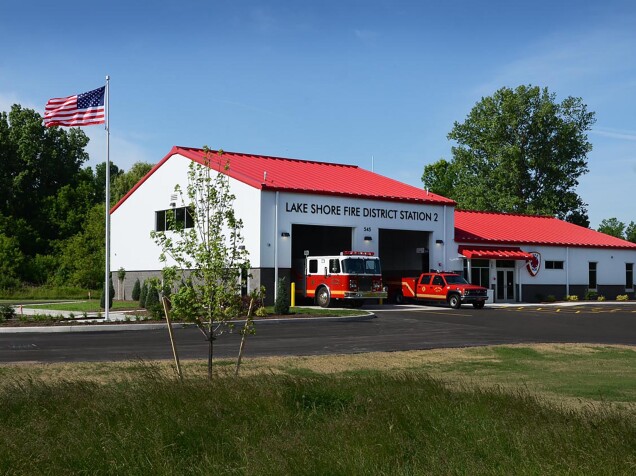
[1,303,635,363]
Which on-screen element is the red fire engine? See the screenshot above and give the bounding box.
[296,251,387,308]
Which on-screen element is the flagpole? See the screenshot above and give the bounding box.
[105,75,111,321]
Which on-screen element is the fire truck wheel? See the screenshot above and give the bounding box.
[394,291,404,305]
[448,293,461,309]
[316,287,331,308]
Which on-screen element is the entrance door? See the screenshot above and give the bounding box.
[496,269,515,302]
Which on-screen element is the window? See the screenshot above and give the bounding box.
[308,259,318,274]
[329,259,340,274]
[588,262,597,290]
[364,259,381,274]
[464,259,490,287]
[545,261,564,270]
[444,275,469,285]
[154,207,194,232]
[627,263,634,291]
[155,210,167,232]
[432,275,444,286]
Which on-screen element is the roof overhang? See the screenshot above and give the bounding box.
[458,245,533,261]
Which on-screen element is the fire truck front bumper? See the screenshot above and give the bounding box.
[343,291,388,299]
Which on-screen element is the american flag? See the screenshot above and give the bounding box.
[44,86,105,127]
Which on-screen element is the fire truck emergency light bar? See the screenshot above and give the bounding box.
[341,251,375,256]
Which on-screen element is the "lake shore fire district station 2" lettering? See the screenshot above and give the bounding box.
[285,201,439,222]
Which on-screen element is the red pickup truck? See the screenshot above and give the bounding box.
[388,272,488,309]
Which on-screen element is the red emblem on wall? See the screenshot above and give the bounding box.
[527,252,541,277]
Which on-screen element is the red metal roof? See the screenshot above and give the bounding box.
[111,147,455,213]
[455,210,636,249]
[179,147,455,204]
[458,245,534,260]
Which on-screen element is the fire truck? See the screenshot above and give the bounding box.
[295,251,387,308]
[387,271,488,309]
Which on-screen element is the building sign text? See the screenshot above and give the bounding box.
[285,202,439,222]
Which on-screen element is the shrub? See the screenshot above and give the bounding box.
[144,279,166,319]
[566,295,579,301]
[99,278,115,309]
[616,294,629,301]
[597,295,606,302]
[139,280,148,308]
[255,307,268,317]
[0,304,16,321]
[241,287,266,315]
[131,278,141,301]
[546,295,557,303]
[584,289,598,301]
[274,277,290,315]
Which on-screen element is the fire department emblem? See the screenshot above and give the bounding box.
[527,252,541,277]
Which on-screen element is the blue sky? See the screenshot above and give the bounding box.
[1,0,635,228]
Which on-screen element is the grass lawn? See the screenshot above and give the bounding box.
[1,344,635,474]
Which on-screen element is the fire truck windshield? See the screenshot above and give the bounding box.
[342,258,381,275]
[444,275,469,285]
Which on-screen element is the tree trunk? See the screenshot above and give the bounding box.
[207,318,214,380]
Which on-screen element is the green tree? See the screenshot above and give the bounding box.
[100,277,115,310]
[94,161,122,206]
[111,162,153,205]
[626,222,636,243]
[0,105,90,253]
[420,159,457,199]
[139,280,148,308]
[274,277,290,315]
[0,233,25,289]
[53,204,105,289]
[597,218,626,239]
[143,278,163,318]
[423,85,595,224]
[132,278,141,301]
[152,147,249,378]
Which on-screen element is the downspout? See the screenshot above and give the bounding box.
[517,262,522,302]
[567,246,571,296]
[443,205,447,268]
[274,191,279,302]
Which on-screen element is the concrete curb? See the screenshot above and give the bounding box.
[0,313,377,334]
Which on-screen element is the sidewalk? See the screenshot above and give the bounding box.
[14,305,130,321]
[1,304,377,334]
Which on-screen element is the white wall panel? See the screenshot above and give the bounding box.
[111,154,262,271]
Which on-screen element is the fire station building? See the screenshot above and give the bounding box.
[111,146,636,303]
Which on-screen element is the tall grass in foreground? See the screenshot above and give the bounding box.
[1,370,634,475]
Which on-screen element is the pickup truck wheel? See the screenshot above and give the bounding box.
[316,287,331,308]
[448,293,461,309]
[472,301,485,309]
[394,291,404,305]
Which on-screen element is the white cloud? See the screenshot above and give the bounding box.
[591,128,636,141]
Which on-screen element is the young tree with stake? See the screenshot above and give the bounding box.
[151,147,250,378]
